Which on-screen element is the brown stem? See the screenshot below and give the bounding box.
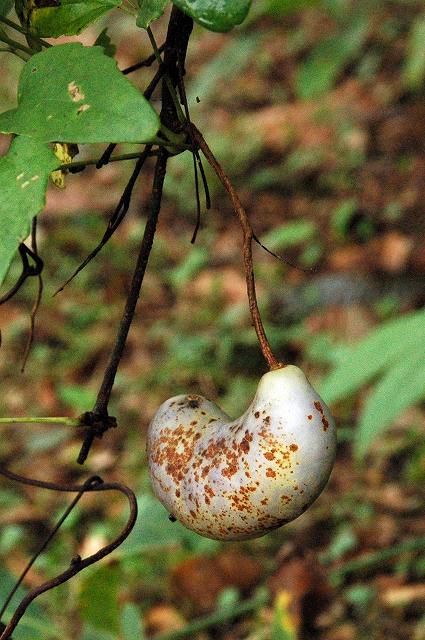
[21,218,43,372]
[77,149,168,464]
[0,470,137,640]
[190,125,282,370]
[76,7,194,464]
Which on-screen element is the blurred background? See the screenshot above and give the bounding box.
[0,0,424,638]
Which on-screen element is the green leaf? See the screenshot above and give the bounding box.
[0,136,58,287]
[0,0,14,16]
[137,0,169,29]
[403,13,425,90]
[30,0,121,38]
[251,0,320,19]
[121,494,187,551]
[0,43,160,143]
[321,524,357,563]
[172,0,251,32]
[187,32,260,104]
[355,343,425,458]
[168,246,208,289]
[261,219,316,250]
[94,27,116,57]
[318,309,425,404]
[57,383,97,412]
[0,567,54,639]
[330,198,358,241]
[296,15,369,99]
[121,603,145,640]
[81,626,116,640]
[119,494,220,555]
[79,565,121,635]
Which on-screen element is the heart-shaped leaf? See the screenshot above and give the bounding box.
[0,43,160,143]
[30,0,121,37]
[172,0,251,32]
[0,136,59,286]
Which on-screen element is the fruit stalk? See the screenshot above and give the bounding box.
[190,125,281,371]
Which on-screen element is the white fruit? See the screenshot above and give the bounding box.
[146,365,336,541]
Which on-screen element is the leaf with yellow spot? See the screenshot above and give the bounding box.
[0,43,160,143]
[0,135,59,286]
[50,142,78,189]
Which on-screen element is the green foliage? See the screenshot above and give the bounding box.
[168,245,209,289]
[0,136,58,286]
[216,587,241,610]
[57,383,97,412]
[0,568,54,639]
[29,0,121,38]
[321,524,358,563]
[357,348,425,458]
[0,43,160,143]
[120,603,145,640]
[80,626,116,640]
[319,309,425,458]
[404,12,425,90]
[187,32,260,103]
[252,0,320,19]
[296,12,369,99]
[261,220,317,250]
[330,198,358,241]
[24,428,69,454]
[271,592,297,640]
[0,0,14,16]
[172,0,251,32]
[344,584,376,612]
[93,27,117,57]
[137,0,169,29]
[120,494,220,555]
[79,565,121,635]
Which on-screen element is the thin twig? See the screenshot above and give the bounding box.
[176,59,202,243]
[0,32,33,56]
[21,218,43,372]
[0,470,137,640]
[20,273,42,371]
[0,476,102,621]
[0,45,28,60]
[76,149,168,464]
[0,15,51,48]
[121,44,165,75]
[148,26,186,126]
[176,56,211,243]
[65,150,158,172]
[0,417,78,425]
[54,147,152,296]
[253,233,316,273]
[0,244,43,305]
[190,125,282,370]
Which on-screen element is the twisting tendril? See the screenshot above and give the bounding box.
[0,468,137,640]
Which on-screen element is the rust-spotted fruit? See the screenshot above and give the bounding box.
[147,365,336,541]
